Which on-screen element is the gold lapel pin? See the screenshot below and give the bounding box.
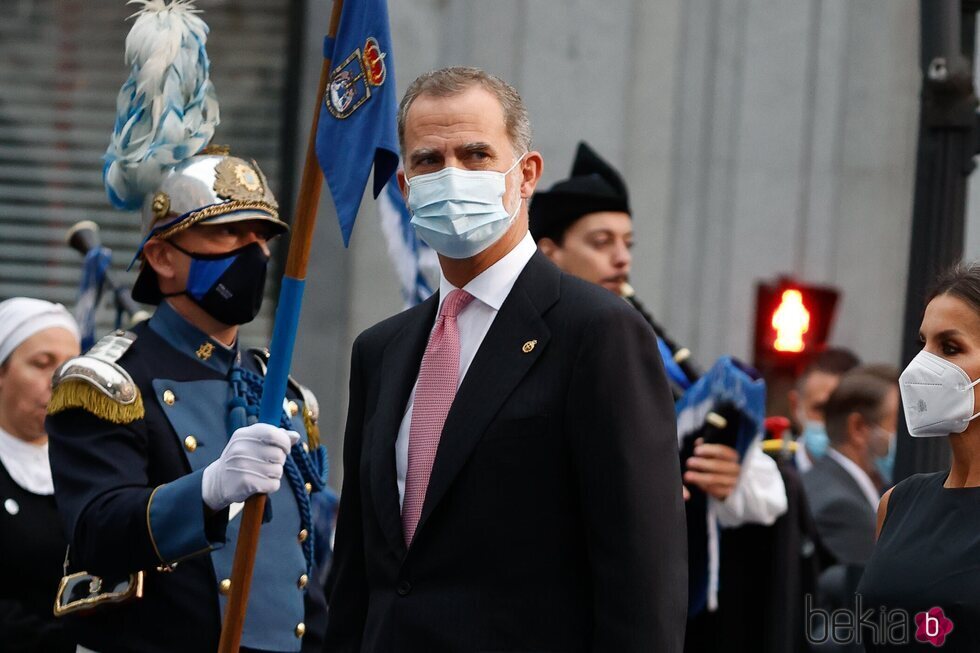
[522,339,538,354]
[196,342,215,361]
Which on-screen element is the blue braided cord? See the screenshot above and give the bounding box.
[234,367,327,486]
[282,448,316,574]
[292,442,329,491]
[230,366,328,575]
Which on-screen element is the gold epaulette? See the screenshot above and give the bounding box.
[48,331,144,424]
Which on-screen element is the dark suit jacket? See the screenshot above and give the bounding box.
[324,252,687,653]
[801,453,878,565]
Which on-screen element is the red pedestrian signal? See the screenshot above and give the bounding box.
[772,289,811,352]
[754,279,840,370]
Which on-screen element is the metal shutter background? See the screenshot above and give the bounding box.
[0,0,292,349]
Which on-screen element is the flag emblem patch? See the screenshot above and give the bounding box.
[326,38,388,120]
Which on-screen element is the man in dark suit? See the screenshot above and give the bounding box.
[802,365,899,565]
[324,67,687,652]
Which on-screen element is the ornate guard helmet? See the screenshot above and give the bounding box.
[103,0,288,304]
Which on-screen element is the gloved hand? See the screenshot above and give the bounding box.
[202,423,300,511]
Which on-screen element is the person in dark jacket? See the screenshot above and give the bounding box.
[325,66,688,653]
[0,298,80,652]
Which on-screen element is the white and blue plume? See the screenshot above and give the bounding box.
[104,0,219,210]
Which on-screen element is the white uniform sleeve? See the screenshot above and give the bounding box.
[710,441,788,527]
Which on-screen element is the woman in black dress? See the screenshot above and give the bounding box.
[858,264,980,652]
[0,298,80,652]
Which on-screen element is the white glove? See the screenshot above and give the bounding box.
[202,423,300,511]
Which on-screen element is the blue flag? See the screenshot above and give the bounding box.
[675,356,766,459]
[74,246,112,351]
[315,0,400,247]
[378,178,436,307]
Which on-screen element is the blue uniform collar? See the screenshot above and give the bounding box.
[148,301,238,375]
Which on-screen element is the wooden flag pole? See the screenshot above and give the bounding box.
[217,0,345,650]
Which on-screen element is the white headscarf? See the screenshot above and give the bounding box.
[0,298,80,365]
[0,298,80,495]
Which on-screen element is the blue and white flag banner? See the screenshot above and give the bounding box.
[74,246,112,351]
[675,356,766,458]
[378,178,437,308]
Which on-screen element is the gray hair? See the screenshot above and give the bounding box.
[397,66,532,157]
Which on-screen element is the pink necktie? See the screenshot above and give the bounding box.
[402,289,475,546]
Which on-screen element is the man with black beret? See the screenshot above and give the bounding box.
[530,142,634,295]
[531,139,785,517]
[531,144,790,650]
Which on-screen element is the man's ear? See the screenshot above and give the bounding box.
[397,169,409,204]
[519,151,544,198]
[846,411,868,447]
[142,239,178,282]
[537,237,561,263]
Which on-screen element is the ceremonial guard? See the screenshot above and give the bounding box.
[45,3,328,652]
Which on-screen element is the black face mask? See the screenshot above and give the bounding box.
[164,241,269,326]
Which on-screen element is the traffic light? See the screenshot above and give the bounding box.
[753,278,840,371]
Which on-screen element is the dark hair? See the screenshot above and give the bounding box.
[927,262,980,314]
[824,364,899,445]
[797,347,861,389]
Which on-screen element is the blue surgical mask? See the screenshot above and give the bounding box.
[872,426,896,485]
[407,155,525,259]
[801,421,830,459]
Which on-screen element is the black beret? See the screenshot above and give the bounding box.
[529,141,630,242]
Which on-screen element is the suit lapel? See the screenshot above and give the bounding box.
[369,296,438,558]
[825,455,878,515]
[416,253,561,536]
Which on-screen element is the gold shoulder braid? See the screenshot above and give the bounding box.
[303,407,320,450]
[48,331,144,424]
[297,382,321,449]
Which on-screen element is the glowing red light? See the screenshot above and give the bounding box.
[772,289,810,352]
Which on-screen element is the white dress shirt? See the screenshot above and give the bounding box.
[827,447,881,511]
[396,232,538,507]
[795,435,814,473]
[713,443,788,527]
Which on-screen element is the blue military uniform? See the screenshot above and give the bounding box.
[46,302,328,653]
[45,3,333,649]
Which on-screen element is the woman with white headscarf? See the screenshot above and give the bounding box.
[0,298,80,652]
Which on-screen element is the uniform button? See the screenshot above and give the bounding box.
[301,442,310,453]
[163,389,176,406]
[297,574,308,589]
[287,400,300,417]
[184,435,198,452]
[396,580,412,596]
[298,529,308,543]
[295,622,306,638]
[304,482,312,494]
[218,578,231,595]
